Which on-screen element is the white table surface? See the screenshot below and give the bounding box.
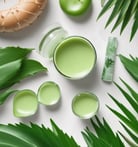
[0,1,137,146]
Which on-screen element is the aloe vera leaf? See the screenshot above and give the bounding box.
[3,59,47,88]
[0,121,80,147]
[0,47,33,66]
[15,59,47,82]
[101,37,118,82]
[119,54,138,82]
[0,89,17,105]
[0,131,33,147]
[0,59,22,89]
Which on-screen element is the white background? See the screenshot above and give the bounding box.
[0,0,138,146]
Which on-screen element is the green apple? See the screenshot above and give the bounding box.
[59,0,91,16]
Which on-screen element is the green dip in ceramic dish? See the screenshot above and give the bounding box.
[53,36,96,79]
[72,92,99,119]
[13,90,38,118]
[38,81,61,106]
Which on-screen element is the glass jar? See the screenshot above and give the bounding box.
[38,24,97,80]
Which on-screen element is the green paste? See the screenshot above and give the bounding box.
[54,36,96,79]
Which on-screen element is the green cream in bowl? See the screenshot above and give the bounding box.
[39,25,97,80]
[72,92,99,119]
[38,81,61,106]
[53,36,96,79]
[13,90,38,118]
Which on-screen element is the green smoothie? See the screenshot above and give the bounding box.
[72,92,99,119]
[38,81,61,106]
[54,36,96,79]
[13,90,38,117]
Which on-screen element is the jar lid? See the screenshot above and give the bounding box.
[38,24,68,59]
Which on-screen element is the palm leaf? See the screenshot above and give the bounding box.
[98,0,138,41]
[108,79,138,145]
[130,9,138,41]
[0,120,80,147]
[111,0,131,32]
[120,122,138,145]
[97,0,117,19]
[119,54,138,82]
[120,78,138,103]
[120,1,138,34]
[105,0,124,28]
[82,116,125,147]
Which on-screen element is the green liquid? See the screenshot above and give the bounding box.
[72,92,99,118]
[54,36,96,79]
[38,81,61,105]
[13,90,38,117]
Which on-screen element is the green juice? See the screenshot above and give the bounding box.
[54,36,96,79]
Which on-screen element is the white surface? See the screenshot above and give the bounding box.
[0,1,138,146]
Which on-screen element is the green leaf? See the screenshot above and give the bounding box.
[119,54,138,82]
[114,81,138,113]
[105,0,124,28]
[0,46,33,66]
[120,1,138,34]
[101,0,106,7]
[0,131,33,147]
[51,119,80,147]
[98,0,138,41]
[120,123,138,144]
[4,59,47,88]
[119,132,138,147]
[82,117,125,147]
[120,78,138,103]
[0,89,17,105]
[111,0,131,32]
[130,9,138,41]
[108,79,138,145]
[107,106,138,133]
[108,93,137,122]
[97,0,117,19]
[0,59,22,89]
[0,120,80,147]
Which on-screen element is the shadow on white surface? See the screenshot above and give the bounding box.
[66,64,99,90]
[20,105,41,124]
[44,97,62,111]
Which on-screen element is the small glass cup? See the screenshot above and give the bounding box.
[72,92,99,119]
